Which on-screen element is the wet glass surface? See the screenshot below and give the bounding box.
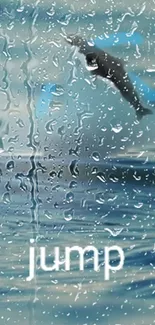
[0,0,155,324]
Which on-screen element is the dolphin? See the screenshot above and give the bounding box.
[65,34,153,121]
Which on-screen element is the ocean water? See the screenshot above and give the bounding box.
[0,0,155,324]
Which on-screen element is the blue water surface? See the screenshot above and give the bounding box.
[0,1,155,325]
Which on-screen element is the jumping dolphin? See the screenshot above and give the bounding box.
[65,34,153,121]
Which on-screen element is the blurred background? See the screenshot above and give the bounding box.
[0,0,155,324]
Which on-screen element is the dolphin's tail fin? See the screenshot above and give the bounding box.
[136,106,153,121]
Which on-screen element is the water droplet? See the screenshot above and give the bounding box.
[47,197,52,203]
[104,227,124,237]
[64,208,74,221]
[95,192,105,204]
[96,172,106,183]
[20,181,27,192]
[2,192,11,204]
[54,202,59,208]
[0,139,4,153]
[7,21,14,30]
[91,167,98,174]
[111,124,123,133]
[92,151,100,162]
[8,135,19,143]
[6,160,14,171]
[53,54,59,68]
[52,185,60,191]
[134,202,143,209]
[86,60,98,71]
[46,7,55,17]
[137,3,146,16]
[69,181,77,188]
[57,13,72,26]
[69,160,79,178]
[44,210,53,220]
[45,120,55,134]
[49,171,57,178]
[16,118,24,128]
[17,5,25,12]
[127,21,138,37]
[58,126,65,137]
[96,190,117,203]
[109,174,119,183]
[66,192,74,203]
[57,170,63,178]
[133,174,141,181]
[5,181,11,191]
[52,101,63,112]
[52,85,64,97]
